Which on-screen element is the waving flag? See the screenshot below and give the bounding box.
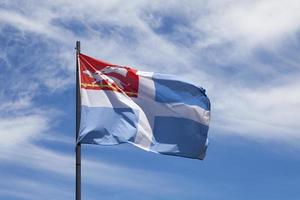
[78,53,210,159]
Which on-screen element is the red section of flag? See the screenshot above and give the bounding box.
[79,53,139,97]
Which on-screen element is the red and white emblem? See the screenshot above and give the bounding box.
[79,53,139,97]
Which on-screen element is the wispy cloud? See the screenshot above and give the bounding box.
[0,115,48,149]
[201,0,300,48]
[0,176,73,200]
[213,78,300,140]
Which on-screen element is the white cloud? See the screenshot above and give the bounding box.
[0,97,32,111]
[0,9,72,43]
[0,177,73,200]
[195,0,300,48]
[212,78,300,144]
[0,115,48,148]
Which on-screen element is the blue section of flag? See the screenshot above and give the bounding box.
[79,70,210,160]
[153,73,210,110]
[79,106,138,145]
[151,116,208,159]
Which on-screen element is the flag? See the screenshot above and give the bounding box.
[78,53,211,159]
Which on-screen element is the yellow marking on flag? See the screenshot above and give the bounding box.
[80,83,137,95]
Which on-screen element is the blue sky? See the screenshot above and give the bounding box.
[1,0,300,199]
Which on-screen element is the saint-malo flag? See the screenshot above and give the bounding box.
[78,53,211,159]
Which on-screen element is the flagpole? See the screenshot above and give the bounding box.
[75,41,81,200]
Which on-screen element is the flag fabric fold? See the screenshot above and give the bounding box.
[78,53,211,159]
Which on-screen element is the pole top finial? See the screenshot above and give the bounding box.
[76,41,81,52]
